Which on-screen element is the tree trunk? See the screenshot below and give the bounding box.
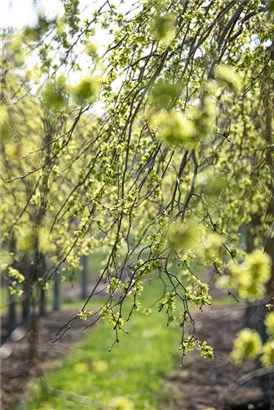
[7,237,17,335]
[39,288,46,316]
[265,197,274,299]
[81,255,88,300]
[39,255,47,317]
[53,272,60,311]
[22,254,31,326]
[244,216,267,342]
[7,292,17,335]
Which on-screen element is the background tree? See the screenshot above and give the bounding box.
[1,0,273,365]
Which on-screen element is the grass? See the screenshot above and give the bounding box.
[0,286,9,314]
[22,278,181,410]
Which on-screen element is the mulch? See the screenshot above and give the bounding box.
[161,303,272,410]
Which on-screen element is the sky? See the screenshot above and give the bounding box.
[0,0,132,57]
[0,0,133,30]
[0,0,64,29]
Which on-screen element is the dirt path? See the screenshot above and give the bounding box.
[161,304,272,410]
[1,309,91,410]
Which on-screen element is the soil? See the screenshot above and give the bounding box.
[161,304,273,410]
[1,309,91,410]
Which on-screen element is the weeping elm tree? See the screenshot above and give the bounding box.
[1,0,274,365]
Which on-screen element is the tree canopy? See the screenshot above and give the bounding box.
[1,0,274,366]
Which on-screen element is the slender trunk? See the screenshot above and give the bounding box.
[27,239,41,371]
[265,197,274,299]
[53,272,60,311]
[39,255,47,316]
[7,292,17,335]
[28,309,38,363]
[244,215,267,341]
[7,237,17,335]
[81,255,88,299]
[22,254,31,326]
[39,288,46,316]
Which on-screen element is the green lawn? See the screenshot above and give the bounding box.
[22,278,181,410]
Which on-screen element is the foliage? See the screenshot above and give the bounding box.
[232,307,274,366]
[231,328,263,365]
[218,249,272,300]
[1,0,274,364]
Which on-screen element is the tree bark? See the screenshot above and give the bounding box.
[39,255,47,316]
[53,272,61,311]
[21,254,31,326]
[7,292,17,335]
[81,255,88,300]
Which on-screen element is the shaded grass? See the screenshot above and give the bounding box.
[0,286,9,315]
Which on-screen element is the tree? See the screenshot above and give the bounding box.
[1,0,273,365]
